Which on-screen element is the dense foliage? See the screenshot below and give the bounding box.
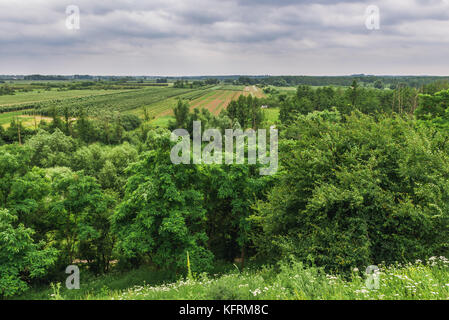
[0,209,57,298]
[252,110,449,271]
[2,81,449,299]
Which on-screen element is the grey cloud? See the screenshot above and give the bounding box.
[0,0,449,75]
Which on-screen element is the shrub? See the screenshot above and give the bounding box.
[252,110,449,272]
[121,114,142,131]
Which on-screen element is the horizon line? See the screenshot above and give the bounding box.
[3,74,449,78]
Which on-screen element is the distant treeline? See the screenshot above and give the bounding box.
[4,74,449,89]
[24,75,69,81]
[0,84,15,96]
[0,80,169,95]
[173,78,220,88]
[235,75,449,88]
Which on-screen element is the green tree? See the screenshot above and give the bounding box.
[0,144,31,208]
[227,95,264,129]
[171,99,190,130]
[374,80,384,89]
[120,114,142,131]
[0,209,57,298]
[111,129,213,272]
[26,129,77,168]
[5,167,51,241]
[74,110,97,144]
[47,168,113,272]
[416,89,449,120]
[200,164,273,265]
[0,126,5,145]
[349,80,358,107]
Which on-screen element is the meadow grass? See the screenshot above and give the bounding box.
[149,115,174,128]
[0,111,26,127]
[0,110,48,128]
[262,108,280,124]
[16,257,449,300]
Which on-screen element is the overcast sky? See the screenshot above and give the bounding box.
[1,0,449,76]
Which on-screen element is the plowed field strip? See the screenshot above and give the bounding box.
[211,91,234,115]
[189,91,218,109]
[191,90,227,111]
[156,89,246,118]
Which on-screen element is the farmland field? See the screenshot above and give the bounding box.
[156,86,265,117]
[0,85,266,128]
[1,86,215,116]
[188,86,265,114]
[130,87,219,119]
[0,111,36,127]
[243,85,265,98]
[187,90,241,115]
[0,89,133,108]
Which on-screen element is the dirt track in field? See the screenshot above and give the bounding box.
[243,86,265,98]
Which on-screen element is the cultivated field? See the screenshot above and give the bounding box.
[185,90,241,115]
[157,86,265,117]
[0,111,53,128]
[0,85,266,128]
[243,85,265,98]
[0,89,132,108]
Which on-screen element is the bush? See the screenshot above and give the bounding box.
[207,282,242,300]
[121,114,142,131]
[252,110,449,272]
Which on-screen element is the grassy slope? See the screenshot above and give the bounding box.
[16,257,449,300]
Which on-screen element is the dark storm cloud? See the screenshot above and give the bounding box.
[0,0,449,75]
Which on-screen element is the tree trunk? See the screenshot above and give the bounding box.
[240,246,245,270]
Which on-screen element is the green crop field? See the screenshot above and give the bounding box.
[0,85,259,128]
[13,87,215,117]
[0,89,133,107]
[131,87,216,119]
[0,89,140,115]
